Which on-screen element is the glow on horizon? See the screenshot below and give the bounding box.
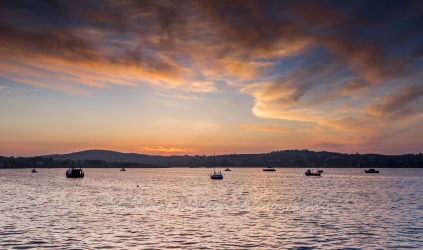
[1,1,423,157]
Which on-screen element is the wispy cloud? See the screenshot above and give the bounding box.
[0,85,12,91]
[242,124,290,134]
[322,85,423,133]
[155,93,201,101]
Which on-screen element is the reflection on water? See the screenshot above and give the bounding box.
[1,168,422,249]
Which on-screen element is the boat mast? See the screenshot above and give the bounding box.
[214,153,216,172]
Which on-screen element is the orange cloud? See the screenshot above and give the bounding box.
[138,146,197,154]
[321,85,423,133]
[363,85,423,118]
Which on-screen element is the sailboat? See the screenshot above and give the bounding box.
[120,158,126,171]
[263,150,276,171]
[210,153,223,179]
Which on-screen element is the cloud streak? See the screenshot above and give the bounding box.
[242,124,290,134]
[138,146,197,154]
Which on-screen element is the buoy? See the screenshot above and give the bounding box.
[137,185,139,187]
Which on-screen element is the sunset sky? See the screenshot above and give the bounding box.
[1,0,423,156]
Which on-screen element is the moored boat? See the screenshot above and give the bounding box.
[225,168,231,171]
[364,169,379,173]
[263,166,276,171]
[210,153,223,179]
[211,171,223,179]
[119,158,126,172]
[66,162,84,178]
[31,169,37,173]
[305,169,321,176]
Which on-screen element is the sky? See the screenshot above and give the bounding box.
[1,0,423,157]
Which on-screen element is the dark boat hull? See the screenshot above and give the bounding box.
[210,176,223,179]
[66,168,84,178]
[305,173,320,176]
[66,173,84,178]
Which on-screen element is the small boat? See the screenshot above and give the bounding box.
[305,169,321,176]
[225,168,231,171]
[317,170,324,173]
[263,151,276,171]
[119,158,126,171]
[211,171,223,179]
[364,169,379,173]
[66,162,84,178]
[31,169,37,173]
[210,153,223,179]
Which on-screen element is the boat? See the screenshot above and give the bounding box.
[364,169,379,173]
[263,150,276,171]
[210,153,223,179]
[305,169,321,176]
[317,170,324,173]
[119,158,126,171]
[225,168,231,171]
[211,171,223,179]
[31,169,37,173]
[66,162,84,178]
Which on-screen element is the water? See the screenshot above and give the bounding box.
[1,168,422,249]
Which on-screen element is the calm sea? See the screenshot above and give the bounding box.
[1,168,422,249]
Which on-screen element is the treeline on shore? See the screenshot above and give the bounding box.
[1,149,423,168]
[0,157,160,169]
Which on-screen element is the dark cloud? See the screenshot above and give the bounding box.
[0,21,98,62]
[1,0,422,68]
[338,78,370,95]
[0,0,422,97]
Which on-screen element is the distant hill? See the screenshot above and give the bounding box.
[42,149,190,167]
[43,149,151,163]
